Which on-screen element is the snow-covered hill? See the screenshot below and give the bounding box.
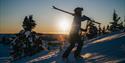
[26,32,125,63]
[81,32,125,63]
[0,32,125,63]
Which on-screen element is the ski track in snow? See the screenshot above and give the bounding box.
[27,49,60,63]
[93,32,125,43]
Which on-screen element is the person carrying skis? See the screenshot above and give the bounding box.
[53,6,91,58]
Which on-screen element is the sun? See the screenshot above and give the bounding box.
[58,18,70,33]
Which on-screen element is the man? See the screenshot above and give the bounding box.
[53,6,91,58]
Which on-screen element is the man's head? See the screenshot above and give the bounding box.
[74,7,83,15]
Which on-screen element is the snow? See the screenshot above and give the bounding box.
[81,32,125,63]
[0,44,11,63]
[0,32,125,63]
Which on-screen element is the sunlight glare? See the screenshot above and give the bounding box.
[58,17,70,33]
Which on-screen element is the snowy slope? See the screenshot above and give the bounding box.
[25,32,125,63]
[0,44,11,63]
[81,32,125,63]
[0,32,125,63]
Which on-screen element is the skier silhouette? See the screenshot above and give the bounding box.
[53,6,91,58]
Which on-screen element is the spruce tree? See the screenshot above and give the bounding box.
[110,10,121,32]
[22,15,36,31]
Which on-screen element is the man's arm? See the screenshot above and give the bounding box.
[82,15,101,24]
[52,6,74,16]
[81,15,91,21]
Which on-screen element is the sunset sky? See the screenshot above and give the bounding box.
[0,0,125,34]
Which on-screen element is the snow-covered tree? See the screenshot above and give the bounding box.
[10,15,43,60]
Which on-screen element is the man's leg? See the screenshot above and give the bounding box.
[62,41,75,58]
[74,40,83,57]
